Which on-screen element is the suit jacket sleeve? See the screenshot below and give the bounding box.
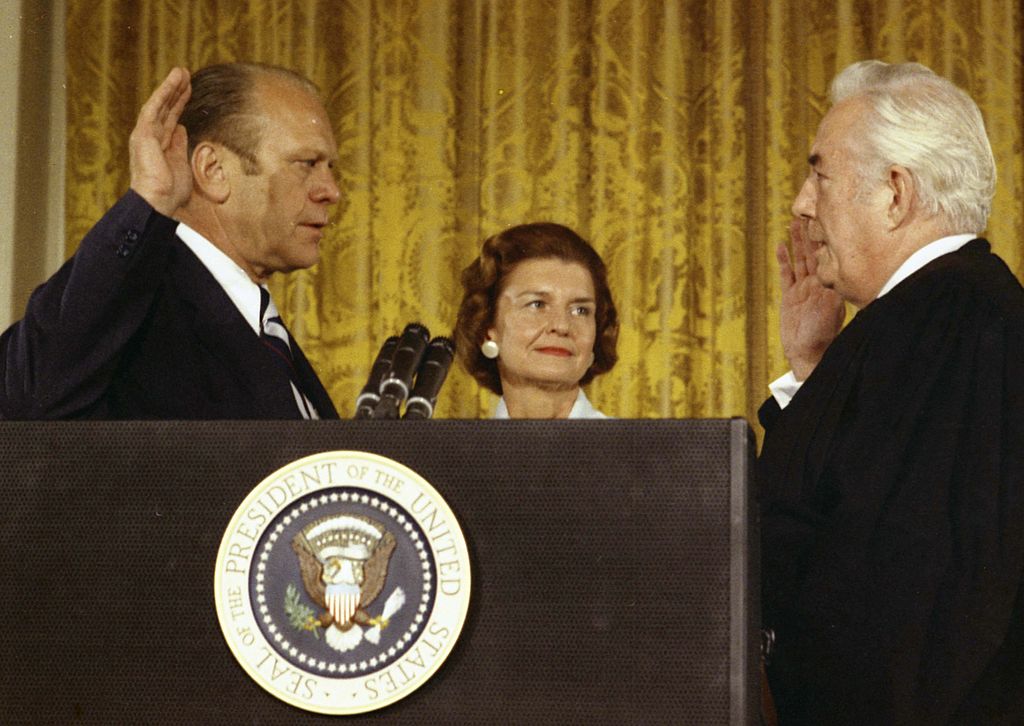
[0,190,179,419]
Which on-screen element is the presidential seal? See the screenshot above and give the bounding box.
[214,451,471,715]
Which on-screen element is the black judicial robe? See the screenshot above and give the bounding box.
[758,240,1024,725]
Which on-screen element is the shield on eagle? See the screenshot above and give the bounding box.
[291,513,397,629]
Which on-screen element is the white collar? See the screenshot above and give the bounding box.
[175,222,263,334]
[875,233,976,299]
[493,389,608,419]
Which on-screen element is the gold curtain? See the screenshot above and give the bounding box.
[65,0,1024,426]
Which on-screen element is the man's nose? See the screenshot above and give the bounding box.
[312,167,341,205]
[791,175,816,218]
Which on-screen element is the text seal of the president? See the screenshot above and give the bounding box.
[214,451,471,714]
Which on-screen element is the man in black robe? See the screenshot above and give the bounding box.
[758,60,1024,724]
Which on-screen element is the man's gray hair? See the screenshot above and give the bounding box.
[830,60,995,234]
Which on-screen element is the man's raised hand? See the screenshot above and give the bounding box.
[129,67,192,217]
[777,218,845,380]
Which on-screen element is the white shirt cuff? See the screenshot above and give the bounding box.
[768,371,803,410]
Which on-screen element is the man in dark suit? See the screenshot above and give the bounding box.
[0,63,340,419]
[758,60,1024,724]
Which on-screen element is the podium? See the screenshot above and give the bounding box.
[0,419,758,724]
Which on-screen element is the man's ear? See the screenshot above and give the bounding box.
[886,164,915,230]
[191,142,231,204]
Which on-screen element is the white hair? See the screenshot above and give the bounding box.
[830,60,996,234]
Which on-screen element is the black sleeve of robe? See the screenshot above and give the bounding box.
[757,240,1024,725]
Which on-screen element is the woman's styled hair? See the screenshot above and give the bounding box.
[454,222,619,395]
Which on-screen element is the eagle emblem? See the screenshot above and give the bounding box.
[291,513,405,653]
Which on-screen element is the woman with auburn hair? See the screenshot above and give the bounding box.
[454,223,619,418]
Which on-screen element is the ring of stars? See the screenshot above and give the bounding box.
[254,489,435,676]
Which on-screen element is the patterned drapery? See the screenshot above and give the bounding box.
[66,1,1024,426]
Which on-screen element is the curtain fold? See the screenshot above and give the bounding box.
[65,0,1024,425]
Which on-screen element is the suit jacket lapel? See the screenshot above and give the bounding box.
[171,246,305,419]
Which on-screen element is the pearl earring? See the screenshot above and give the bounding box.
[481,339,500,359]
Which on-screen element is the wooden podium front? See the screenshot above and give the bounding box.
[0,419,758,724]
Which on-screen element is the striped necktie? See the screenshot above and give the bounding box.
[259,287,318,419]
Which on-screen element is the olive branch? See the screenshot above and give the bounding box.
[284,583,322,639]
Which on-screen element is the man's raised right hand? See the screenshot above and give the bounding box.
[129,67,192,217]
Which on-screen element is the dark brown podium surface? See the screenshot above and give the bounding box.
[0,419,757,724]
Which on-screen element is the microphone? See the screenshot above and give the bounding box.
[353,336,400,419]
[403,337,456,420]
[372,323,430,419]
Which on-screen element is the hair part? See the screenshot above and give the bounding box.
[454,223,619,396]
[179,62,320,175]
[829,60,995,233]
